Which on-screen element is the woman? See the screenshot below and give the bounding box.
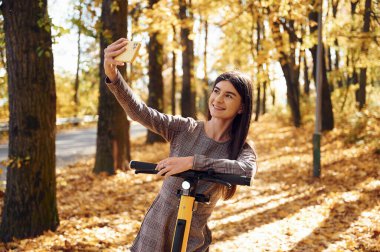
[104,38,257,252]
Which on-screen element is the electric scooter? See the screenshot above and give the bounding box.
[130,161,251,252]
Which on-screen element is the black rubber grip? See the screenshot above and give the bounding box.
[213,174,251,186]
[130,161,157,171]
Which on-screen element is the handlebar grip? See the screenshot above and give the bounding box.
[130,161,157,171]
[129,160,251,186]
[213,174,251,186]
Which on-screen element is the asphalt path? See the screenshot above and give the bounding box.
[0,123,147,186]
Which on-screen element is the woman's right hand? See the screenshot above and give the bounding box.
[104,38,129,82]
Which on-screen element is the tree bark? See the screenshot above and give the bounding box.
[309,6,334,131]
[255,85,261,121]
[147,0,165,143]
[332,0,343,88]
[351,0,360,15]
[94,0,130,174]
[327,46,333,72]
[358,0,371,110]
[262,81,267,115]
[203,19,209,117]
[351,67,358,86]
[0,0,59,241]
[255,19,261,122]
[348,0,358,89]
[74,0,83,121]
[171,25,177,115]
[272,19,301,127]
[334,39,343,88]
[302,50,310,95]
[179,0,196,118]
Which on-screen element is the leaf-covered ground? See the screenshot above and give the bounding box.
[0,113,379,251]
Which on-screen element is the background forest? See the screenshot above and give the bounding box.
[0,0,379,251]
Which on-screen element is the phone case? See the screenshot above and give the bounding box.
[115,41,141,63]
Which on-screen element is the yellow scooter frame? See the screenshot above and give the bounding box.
[171,179,202,252]
[129,161,251,252]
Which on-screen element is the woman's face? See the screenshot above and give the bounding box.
[209,80,243,120]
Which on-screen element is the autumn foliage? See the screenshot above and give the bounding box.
[0,107,379,251]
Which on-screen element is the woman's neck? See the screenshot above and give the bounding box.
[204,118,232,142]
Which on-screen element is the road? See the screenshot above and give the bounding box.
[0,123,147,186]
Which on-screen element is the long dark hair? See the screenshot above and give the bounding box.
[207,71,253,200]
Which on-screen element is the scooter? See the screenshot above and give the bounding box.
[130,161,251,252]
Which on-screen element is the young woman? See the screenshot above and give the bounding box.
[104,38,257,252]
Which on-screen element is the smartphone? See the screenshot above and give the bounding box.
[115,41,141,63]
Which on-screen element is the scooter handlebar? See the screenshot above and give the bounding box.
[130,160,251,186]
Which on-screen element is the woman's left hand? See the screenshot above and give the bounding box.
[156,156,194,177]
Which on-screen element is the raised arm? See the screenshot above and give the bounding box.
[104,38,189,142]
[192,143,257,178]
[106,71,192,142]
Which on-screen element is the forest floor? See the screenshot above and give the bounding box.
[0,111,379,252]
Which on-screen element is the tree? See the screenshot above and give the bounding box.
[358,0,371,110]
[302,48,310,95]
[255,18,262,122]
[202,18,209,117]
[94,0,130,174]
[331,0,343,88]
[146,0,165,143]
[0,0,59,241]
[309,3,334,131]
[179,0,196,118]
[73,0,84,121]
[271,17,301,127]
[171,24,177,115]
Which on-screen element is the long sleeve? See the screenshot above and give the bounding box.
[106,71,191,142]
[192,142,257,179]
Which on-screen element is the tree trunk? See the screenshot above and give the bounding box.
[303,50,310,95]
[348,0,359,90]
[0,0,59,241]
[332,0,343,88]
[351,0,360,15]
[74,1,83,121]
[262,81,267,114]
[327,46,333,72]
[320,46,335,131]
[309,7,334,131]
[272,19,301,127]
[327,46,334,92]
[311,52,335,131]
[358,0,371,110]
[255,19,261,121]
[147,1,165,144]
[335,39,343,88]
[255,85,261,121]
[94,0,130,174]
[351,67,358,86]
[179,0,196,118]
[260,17,267,115]
[203,19,209,117]
[171,25,177,115]
[171,50,177,115]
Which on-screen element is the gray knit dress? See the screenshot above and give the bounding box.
[106,72,257,252]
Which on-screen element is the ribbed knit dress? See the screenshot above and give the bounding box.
[106,72,257,252]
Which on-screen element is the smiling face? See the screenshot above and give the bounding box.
[208,80,243,120]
